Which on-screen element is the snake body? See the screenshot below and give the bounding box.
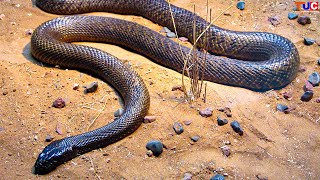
[31,0,300,174]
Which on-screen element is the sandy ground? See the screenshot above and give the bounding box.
[0,0,319,179]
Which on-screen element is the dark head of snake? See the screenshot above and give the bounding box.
[31,0,299,175]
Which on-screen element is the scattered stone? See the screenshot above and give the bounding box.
[268,16,281,26]
[183,120,192,126]
[230,121,243,136]
[183,172,193,180]
[288,12,298,20]
[299,66,307,72]
[236,1,245,10]
[166,32,177,38]
[160,27,171,33]
[173,122,184,134]
[84,81,98,94]
[190,135,200,142]
[178,37,188,42]
[284,106,296,114]
[146,150,153,157]
[218,107,232,117]
[223,11,231,16]
[304,81,314,92]
[283,91,293,100]
[171,85,183,91]
[0,14,5,20]
[199,108,213,117]
[72,83,80,90]
[301,91,313,102]
[146,140,163,156]
[45,135,53,142]
[114,108,124,117]
[304,38,315,46]
[315,98,320,103]
[143,116,156,123]
[308,72,320,86]
[210,174,225,180]
[25,29,33,36]
[217,116,228,126]
[52,97,66,108]
[56,122,63,135]
[220,145,231,157]
[256,174,268,180]
[297,16,311,25]
[3,91,8,95]
[276,104,289,112]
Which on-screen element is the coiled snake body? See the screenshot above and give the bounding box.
[31,0,300,174]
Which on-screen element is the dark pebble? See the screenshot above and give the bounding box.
[299,66,307,72]
[297,16,311,25]
[172,85,183,91]
[199,108,213,117]
[283,91,293,100]
[183,120,192,126]
[146,140,163,156]
[45,135,54,142]
[217,117,228,126]
[308,72,320,86]
[190,135,200,142]
[2,91,8,95]
[166,32,176,38]
[84,82,98,94]
[52,97,66,108]
[315,98,320,103]
[143,116,156,123]
[284,106,296,114]
[230,121,243,136]
[218,107,232,117]
[173,122,184,134]
[301,91,313,102]
[288,12,298,20]
[304,81,314,92]
[318,59,320,65]
[276,104,288,112]
[304,38,315,46]
[236,1,245,10]
[268,16,281,26]
[221,145,231,157]
[210,174,225,180]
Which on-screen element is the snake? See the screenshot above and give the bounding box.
[31,0,300,175]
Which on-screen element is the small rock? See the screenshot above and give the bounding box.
[166,32,177,38]
[183,172,193,180]
[199,108,213,117]
[25,29,33,36]
[301,91,313,102]
[3,91,8,95]
[297,16,311,25]
[268,16,281,26]
[256,174,268,180]
[0,14,5,20]
[210,174,225,180]
[52,97,66,108]
[190,135,200,142]
[146,150,153,157]
[223,11,231,16]
[114,108,124,117]
[284,106,296,114]
[304,38,315,46]
[220,145,231,157]
[308,72,320,86]
[230,121,243,136]
[183,120,192,126]
[276,104,289,112]
[173,122,184,134]
[218,107,232,117]
[283,91,293,100]
[288,12,298,20]
[172,85,183,91]
[45,135,53,142]
[160,27,171,33]
[304,81,314,92]
[217,117,228,126]
[316,40,320,46]
[236,1,245,10]
[84,82,98,94]
[56,122,63,135]
[299,66,307,72]
[73,83,80,90]
[315,98,320,103]
[146,140,163,156]
[143,116,156,123]
[178,37,188,42]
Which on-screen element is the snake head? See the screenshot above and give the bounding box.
[32,139,76,175]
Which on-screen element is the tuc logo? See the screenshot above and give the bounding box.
[294,1,319,11]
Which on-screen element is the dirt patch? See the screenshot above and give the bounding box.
[0,0,319,179]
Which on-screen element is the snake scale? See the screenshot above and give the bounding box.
[31,0,300,174]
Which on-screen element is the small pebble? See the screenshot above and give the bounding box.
[315,98,320,103]
[183,120,192,126]
[230,121,243,136]
[284,106,296,114]
[217,117,228,126]
[56,123,63,135]
[146,150,153,157]
[73,83,80,90]
[0,14,5,20]
[304,81,314,92]
[166,32,177,38]
[183,172,193,180]
[84,82,98,94]
[143,116,156,123]
[114,108,124,117]
[301,91,313,102]
[304,38,315,46]
[268,16,281,26]
[299,66,307,72]
[190,135,200,142]
[220,145,231,157]
[3,91,8,95]
[297,16,311,25]
[223,11,231,16]
[210,174,225,180]
[52,97,66,108]
[25,29,33,36]
[236,1,245,10]
[146,140,163,156]
[288,12,298,20]
[276,104,289,112]
[178,37,188,42]
[283,91,293,100]
[171,85,183,91]
[173,122,184,134]
[45,135,53,142]
[308,72,320,86]
[160,27,171,33]
[199,108,213,117]
[218,107,232,117]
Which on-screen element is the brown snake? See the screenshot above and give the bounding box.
[31,0,300,174]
